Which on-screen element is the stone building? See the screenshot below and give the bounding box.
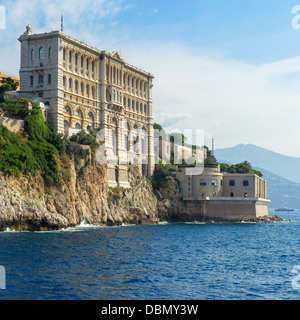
[18,25,155,187]
[174,165,270,221]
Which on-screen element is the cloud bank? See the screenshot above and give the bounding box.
[1,0,300,156]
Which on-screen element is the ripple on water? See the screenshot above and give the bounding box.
[0,216,300,300]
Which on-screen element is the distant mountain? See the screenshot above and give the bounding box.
[215,144,300,183]
[217,158,300,209]
[255,168,300,209]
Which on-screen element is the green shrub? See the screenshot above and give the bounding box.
[151,164,170,190]
[0,99,69,185]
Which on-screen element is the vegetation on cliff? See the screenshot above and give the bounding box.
[0,92,99,185]
[0,100,65,184]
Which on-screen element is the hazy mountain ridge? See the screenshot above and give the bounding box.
[215,145,300,209]
[215,144,300,183]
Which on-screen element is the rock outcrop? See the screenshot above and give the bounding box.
[0,146,161,231]
[0,147,285,231]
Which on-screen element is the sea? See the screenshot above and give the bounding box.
[1,209,300,300]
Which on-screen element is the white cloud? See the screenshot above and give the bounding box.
[1,0,300,157]
[120,42,300,156]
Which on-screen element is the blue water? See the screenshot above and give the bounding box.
[1,209,300,300]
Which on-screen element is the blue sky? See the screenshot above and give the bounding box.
[1,0,300,157]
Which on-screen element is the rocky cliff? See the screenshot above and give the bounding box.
[0,144,178,231]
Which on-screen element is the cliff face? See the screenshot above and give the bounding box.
[0,146,164,231]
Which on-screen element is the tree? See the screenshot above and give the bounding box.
[219,161,263,177]
[0,77,18,93]
[0,77,19,103]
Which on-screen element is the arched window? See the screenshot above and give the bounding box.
[140,103,143,113]
[38,75,44,84]
[63,76,66,87]
[128,99,130,108]
[86,58,89,70]
[69,78,72,91]
[132,100,135,110]
[39,47,44,60]
[64,105,71,115]
[75,123,81,129]
[69,51,72,63]
[75,80,78,92]
[31,49,34,61]
[141,138,146,154]
[86,84,90,97]
[81,56,84,68]
[75,54,78,66]
[63,49,66,60]
[124,133,129,151]
[106,64,109,80]
[92,86,95,99]
[144,104,147,114]
[64,120,69,128]
[136,101,139,112]
[80,82,84,95]
[87,112,93,120]
[76,109,83,120]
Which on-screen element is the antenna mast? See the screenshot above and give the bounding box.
[61,14,63,32]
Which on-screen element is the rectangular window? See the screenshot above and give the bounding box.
[243,180,249,187]
[212,179,218,186]
[30,75,33,86]
[48,74,51,85]
[200,179,207,186]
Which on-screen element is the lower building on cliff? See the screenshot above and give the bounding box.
[174,165,270,221]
